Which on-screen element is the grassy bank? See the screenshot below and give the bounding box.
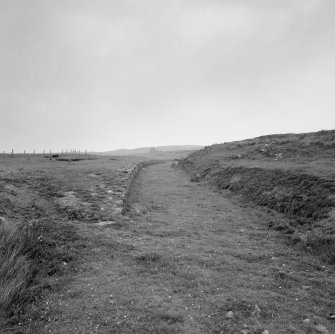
[178,130,335,264]
[0,219,84,328]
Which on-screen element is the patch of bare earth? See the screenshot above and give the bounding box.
[27,162,335,334]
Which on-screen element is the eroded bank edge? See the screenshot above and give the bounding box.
[176,157,335,264]
[121,160,163,214]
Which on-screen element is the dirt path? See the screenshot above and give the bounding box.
[41,162,334,334]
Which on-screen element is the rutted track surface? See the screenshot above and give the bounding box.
[40,162,334,333]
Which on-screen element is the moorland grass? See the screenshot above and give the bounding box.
[178,129,335,264]
[0,219,83,325]
[185,163,335,263]
[306,232,335,264]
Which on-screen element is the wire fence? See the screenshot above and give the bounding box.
[1,149,102,159]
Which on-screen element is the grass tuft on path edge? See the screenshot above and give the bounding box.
[0,219,84,327]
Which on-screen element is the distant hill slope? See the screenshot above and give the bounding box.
[178,130,335,263]
[200,129,335,163]
[104,145,203,156]
[183,130,335,179]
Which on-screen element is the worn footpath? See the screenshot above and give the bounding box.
[36,162,334,333]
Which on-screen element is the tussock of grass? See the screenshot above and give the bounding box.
[305,232,335,264]
[135,252,162,264]
[0,219,83,324]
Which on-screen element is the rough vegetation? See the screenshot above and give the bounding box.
[0,219,83,324]
[0,155,143,331]
[178,130,335,263]
[1,133,334,333]
[1,150,334,333]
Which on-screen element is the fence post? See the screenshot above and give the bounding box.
[11,149,13,158]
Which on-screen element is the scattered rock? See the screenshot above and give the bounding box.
[303,318,311,324]
[313,324,330,334]
[96,221,116,227]
[288,325,298,333]
[261,330,269,334]
[313,315,324,322]
[302,285,311,290]
[113,207,123,215]
[252,304,261,317]
[225,310,234,319]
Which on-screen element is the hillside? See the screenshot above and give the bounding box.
[104,145,203,156]
[1,143,334,333]
[178,129,335,263]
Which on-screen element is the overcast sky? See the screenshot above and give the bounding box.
[1,0,334,152]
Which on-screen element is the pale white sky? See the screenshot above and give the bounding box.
[0,0,334,152]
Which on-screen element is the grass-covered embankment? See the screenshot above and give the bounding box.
[0,219,84,328]
[178,130,335,264]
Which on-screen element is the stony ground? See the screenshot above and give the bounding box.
[26,162,335,334]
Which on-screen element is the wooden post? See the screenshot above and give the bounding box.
[11,149,13,158]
